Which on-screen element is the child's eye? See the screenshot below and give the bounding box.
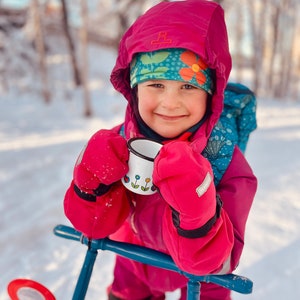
[148,83,164,88]
[182,84,196,90]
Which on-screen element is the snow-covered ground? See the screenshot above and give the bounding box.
[0,43,300,299]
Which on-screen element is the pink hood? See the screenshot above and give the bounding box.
[110,0,232,149]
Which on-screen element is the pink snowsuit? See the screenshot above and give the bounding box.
[64,1,257,299]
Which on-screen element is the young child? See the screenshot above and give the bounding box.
[64,1,257,299]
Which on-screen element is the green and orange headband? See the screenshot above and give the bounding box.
[130,48,213,94]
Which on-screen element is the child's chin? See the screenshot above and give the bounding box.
[159,131,182,139]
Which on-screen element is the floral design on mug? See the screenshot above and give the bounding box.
[123,175,130,183]
[151,185,157,192]
[141,178,151,192]
[131,175,141,189]
[127,175,154,193]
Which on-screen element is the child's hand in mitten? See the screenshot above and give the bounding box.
[153,141,221,237]
[73,130,129,195]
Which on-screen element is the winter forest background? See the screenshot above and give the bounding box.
[1,0,300,108]
[0,0,300,299]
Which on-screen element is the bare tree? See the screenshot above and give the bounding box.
[291,18,300,100]
[272,0,298,99]
[247,0,269,95]
[79,0,92,117]
[60,0,81,86]
[32,0,51,103]
[244,0,300,98]
[226,1,246,82]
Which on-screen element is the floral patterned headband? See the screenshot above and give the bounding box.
[130,48,213,94]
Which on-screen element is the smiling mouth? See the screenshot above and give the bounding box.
[155,113,187,121]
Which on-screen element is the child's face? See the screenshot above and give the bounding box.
[137,80,208,139]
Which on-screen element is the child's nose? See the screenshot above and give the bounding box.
[161,90,180,109]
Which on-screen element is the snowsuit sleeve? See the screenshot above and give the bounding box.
[64,180,130,239]
[161,205,234,275]
[158,146,256,276]
[153,141,235,276]
[63,125,131,239]
[217,146,257,271]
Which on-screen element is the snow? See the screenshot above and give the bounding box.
[1,42,300,299]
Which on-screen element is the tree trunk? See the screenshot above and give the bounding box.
[291,23,300,100]
[32,0,51,103]
[247,0,268,95]
[61,0,82,86]
[80,0,92,117]
[267,4,279,92]
[234,2,244,82]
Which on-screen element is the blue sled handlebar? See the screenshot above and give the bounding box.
[53,224,252,295]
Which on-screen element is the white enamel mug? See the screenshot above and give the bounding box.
[121,138,162,195]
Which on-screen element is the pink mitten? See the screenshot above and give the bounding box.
[153,141,221,238]
[74,129,129,195]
